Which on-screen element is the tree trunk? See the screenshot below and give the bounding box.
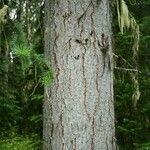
[43,0,115,149]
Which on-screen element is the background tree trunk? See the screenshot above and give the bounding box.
[43,0,115,149]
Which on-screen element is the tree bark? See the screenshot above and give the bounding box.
[43,0,115,149]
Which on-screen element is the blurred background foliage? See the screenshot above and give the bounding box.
[0,0,52,149]
[113,0,150,149]
[0,0,149,149]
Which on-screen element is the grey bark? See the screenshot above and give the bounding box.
[43,0,115,149]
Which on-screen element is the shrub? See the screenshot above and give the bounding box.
[0,132,41,150]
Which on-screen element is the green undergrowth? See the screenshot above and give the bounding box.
[0,131,42,150]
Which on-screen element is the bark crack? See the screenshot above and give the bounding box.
[91,117,95,150]
[106,136,109,150]
[60,114,64,150]
[81,45,90,120]
[77,1,92,26]
[52,25,60,93]
[93,56,100,116]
